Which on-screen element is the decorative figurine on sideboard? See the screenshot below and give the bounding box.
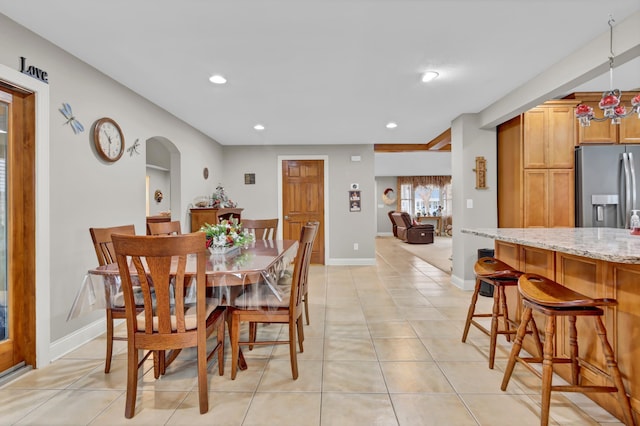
[211,184,237,208]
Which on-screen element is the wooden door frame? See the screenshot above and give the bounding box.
[0,64,51,368]
[277,155,328,264]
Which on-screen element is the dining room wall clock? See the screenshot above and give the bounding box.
[93,117,124,162]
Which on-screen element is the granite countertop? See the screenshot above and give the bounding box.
[461,227,640,264]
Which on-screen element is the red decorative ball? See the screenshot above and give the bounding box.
[600,94,619,107]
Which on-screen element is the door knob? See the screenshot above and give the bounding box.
[284,215,289,220]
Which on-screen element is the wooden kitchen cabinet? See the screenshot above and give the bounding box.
[548,169,574,227]
[497,115,523,228]
[498,100,577,228]
[555,252,638,422]
[619,106,640,143]
[523,169,574,228]
[523,169,547,227]
[523,102,577,169]
[494,240,640,422]
[576,100,618,144]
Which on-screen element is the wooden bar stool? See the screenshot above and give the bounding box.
[501,273,635,426]
[462,257,542,369]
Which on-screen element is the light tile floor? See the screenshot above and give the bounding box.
[0,236,626,425]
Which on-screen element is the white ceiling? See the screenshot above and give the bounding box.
[1,1,639,146]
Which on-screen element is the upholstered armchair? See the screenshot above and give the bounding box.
[391,212,434,244]
[387,210,398,237]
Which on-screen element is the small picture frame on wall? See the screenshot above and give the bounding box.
[349,190,361,212]
[244,173,256,185]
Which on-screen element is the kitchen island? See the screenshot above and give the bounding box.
[462,227,640,424]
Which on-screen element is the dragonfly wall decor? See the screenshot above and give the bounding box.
[127,138,140,156]
[58,103,84,134]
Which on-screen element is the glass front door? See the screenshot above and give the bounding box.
[0,85,35,374]
[0,99,7,344]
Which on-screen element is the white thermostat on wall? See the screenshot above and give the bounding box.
[350,183,359,190]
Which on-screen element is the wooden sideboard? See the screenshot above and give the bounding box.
[189,208,243,232]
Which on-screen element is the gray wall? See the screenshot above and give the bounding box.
[222,145,376,264]
[451,114,498,289]
[0,14,225,359]
[375,151,451,176]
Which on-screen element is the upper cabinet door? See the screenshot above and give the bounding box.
[523,102,576,169]
[547,105,576,168]
[577,100,618,144]
[619,112,640,144]
[523,108,547,168]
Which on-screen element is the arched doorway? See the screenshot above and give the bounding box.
[145,137,181,228]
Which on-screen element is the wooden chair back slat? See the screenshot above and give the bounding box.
[242,218,278,240]
[90,224,136,266]
[147,220,182,236]
[216,208,243,223]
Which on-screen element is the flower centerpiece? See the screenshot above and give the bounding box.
[199,219,254,254]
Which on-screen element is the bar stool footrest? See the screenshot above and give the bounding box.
[551,385,619,394]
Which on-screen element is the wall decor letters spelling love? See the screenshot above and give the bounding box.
[20,56,49,83]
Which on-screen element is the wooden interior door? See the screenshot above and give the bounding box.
[0,86,36,375]
[282,160,324,264]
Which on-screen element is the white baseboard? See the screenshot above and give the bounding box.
[376,232,394,237]
[48,317,118,363]
[450,274,475,291]
[328,258,376,266]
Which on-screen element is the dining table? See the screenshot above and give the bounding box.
[69,239,298,318]
[67,238,299,371]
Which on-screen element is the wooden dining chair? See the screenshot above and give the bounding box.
[242,218,278,240]
[89,224,136,373]
[229,223,317,380]
[112,232,225,418]
[147,220,182,236]
[215,208,243,223]
[241,218,279,348]
[301,221,319,325]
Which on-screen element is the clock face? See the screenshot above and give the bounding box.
[94,118,124,162]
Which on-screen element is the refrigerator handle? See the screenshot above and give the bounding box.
[629,152,637,211]
[623,153,632,228]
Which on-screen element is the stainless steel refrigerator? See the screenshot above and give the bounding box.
[575,145,640,228]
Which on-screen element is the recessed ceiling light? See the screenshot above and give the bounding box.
[254,124,265,131]
[421,71,439,83]
[209,74,227,84]
[386,122,398,129]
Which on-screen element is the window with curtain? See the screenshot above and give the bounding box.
[397,176,452,221]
